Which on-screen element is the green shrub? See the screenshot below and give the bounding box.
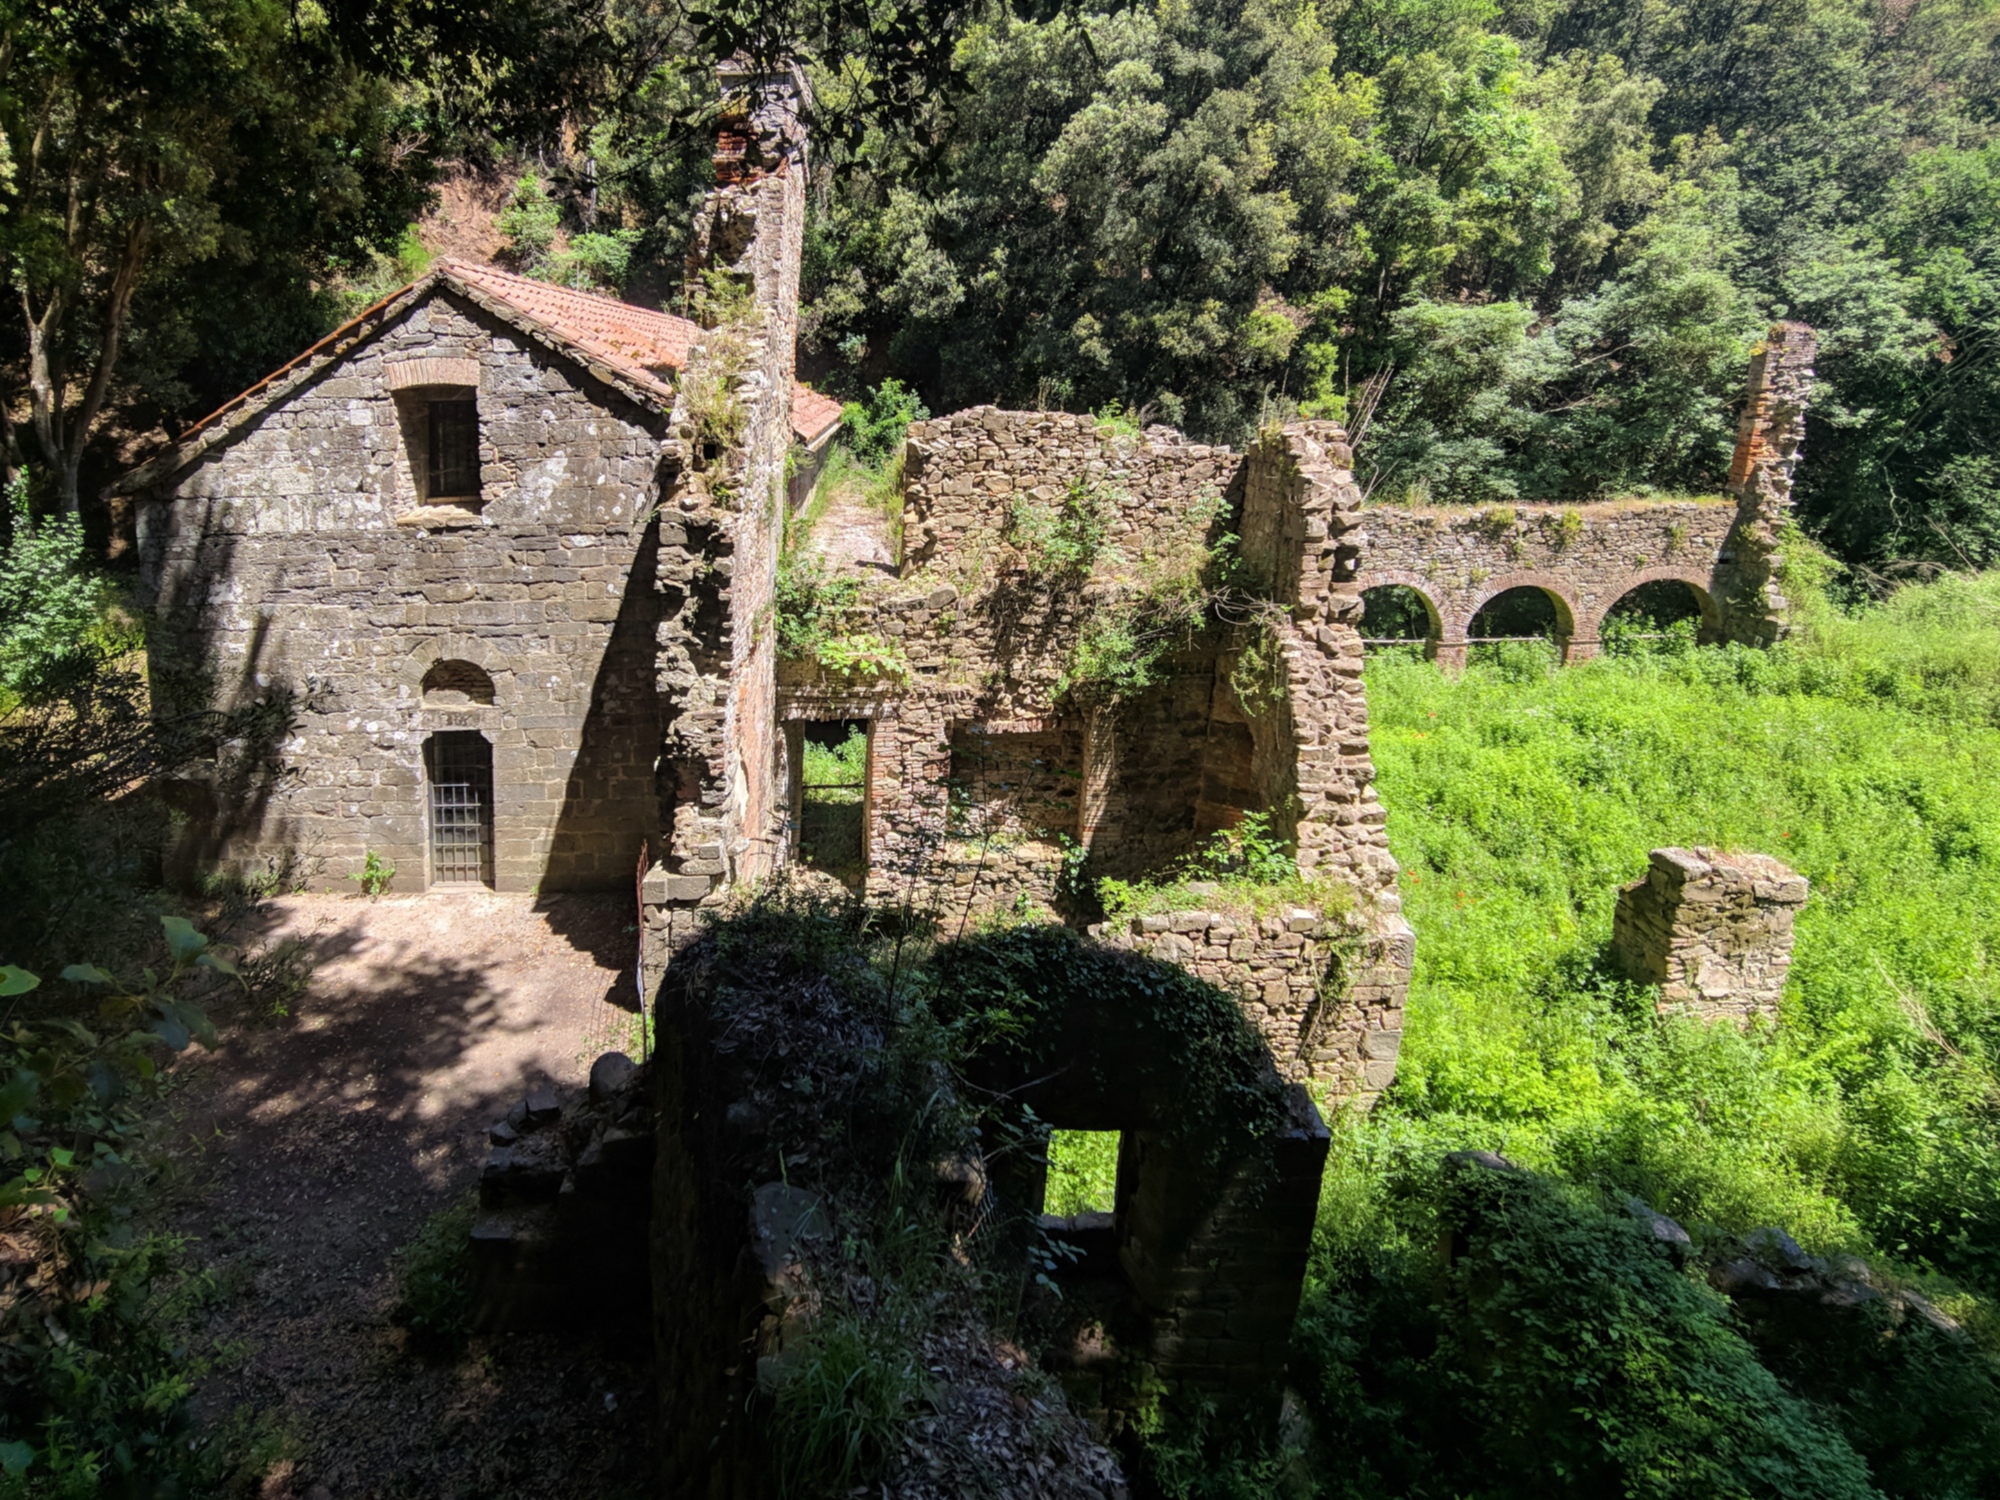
[392,1194,477,1352]
[840,379,929,467]
[1294,1161,1880,1499]
[775,551,862,661]
[0,472,124,712]
[1006,478,1115,575]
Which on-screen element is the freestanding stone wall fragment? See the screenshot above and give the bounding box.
[1715,322,1818,647]
[1612,847,1809,1021]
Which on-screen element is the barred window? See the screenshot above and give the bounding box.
[426,398,480,498]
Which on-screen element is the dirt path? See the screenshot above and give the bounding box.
[806,488,896,577]
[152,890,657,1500]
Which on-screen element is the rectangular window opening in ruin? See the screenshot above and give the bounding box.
[796,719,869,891]
[392,385,485,515]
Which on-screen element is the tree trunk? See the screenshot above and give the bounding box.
[22,221,148,515]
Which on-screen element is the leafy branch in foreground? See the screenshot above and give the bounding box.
[0,917,233,1491]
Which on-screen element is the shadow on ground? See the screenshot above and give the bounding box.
[151,891,655,1500]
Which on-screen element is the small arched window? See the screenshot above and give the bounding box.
[422,659,496,707]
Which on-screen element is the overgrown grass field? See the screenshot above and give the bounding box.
[1281,572,2000,1498]
[1349,577,2000,1264]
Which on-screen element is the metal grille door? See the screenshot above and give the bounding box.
[427,732,493,886]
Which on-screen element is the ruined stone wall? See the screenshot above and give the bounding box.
[647,65,809,942]
[1355,321,1817,665]
[135,292,670,892]
[1716,322,1818,647]
[901,408,1237,576]
[1091,901,1413,1101]
[772,415,1413,1099]
[1612,847,1809,1022]
[1356,500,1737,666]
[1238,426,1402,904]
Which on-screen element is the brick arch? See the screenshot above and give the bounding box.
[397,636,515,698]
[1451,572,1581,641]
[1358,572,1445,639]
[1578,566,1721,640]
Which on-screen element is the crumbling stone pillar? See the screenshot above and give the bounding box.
[646,62,810,959]
[1715,323,1816,647]
[1612,847,1809,1022]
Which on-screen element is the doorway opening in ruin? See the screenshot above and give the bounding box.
[426,731,494,887]
[1602,578,1712,656]
[1468,585,1568,657]
[1361,584,1441,655]
[798,720,869,890]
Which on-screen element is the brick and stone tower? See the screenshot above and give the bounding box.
[1715,322,1817,647]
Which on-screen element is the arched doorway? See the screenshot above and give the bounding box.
[425,731,494,887]
[1601,578,1712,656]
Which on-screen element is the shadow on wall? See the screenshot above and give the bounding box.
[142,497,304,888]
[544,517,664,893]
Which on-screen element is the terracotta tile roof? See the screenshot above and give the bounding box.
[792,382,845,446]
[441,259,696,389]
[440,258,838,444]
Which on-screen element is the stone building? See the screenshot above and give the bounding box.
[116,69,838,897]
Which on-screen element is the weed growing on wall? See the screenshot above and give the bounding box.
[1059,492,1240,704]
[347,849,396,897]
[678,270,759,508]
[1006,478,1116,575]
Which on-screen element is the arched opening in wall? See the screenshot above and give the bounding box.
[1602,579,1710,657]
[798,721,869,890]
[1361,585,1439,656]
[1468,586,1566,670]
[422,659,496,706]
[425,731,494,887]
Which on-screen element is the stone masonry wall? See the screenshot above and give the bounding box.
[1716,322,1818,647]
[902,409,1237,577]
[1092,900,1414,1102]
[1612,847,1809,1022]
[135,292,671,892]
[774,414,1414,1101]
[645,64,810,948]
[1356,321,1817,666]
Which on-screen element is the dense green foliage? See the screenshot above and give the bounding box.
[0,921,229,1496]
[800,0,2000,565]
[1280,570,2000,1497]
